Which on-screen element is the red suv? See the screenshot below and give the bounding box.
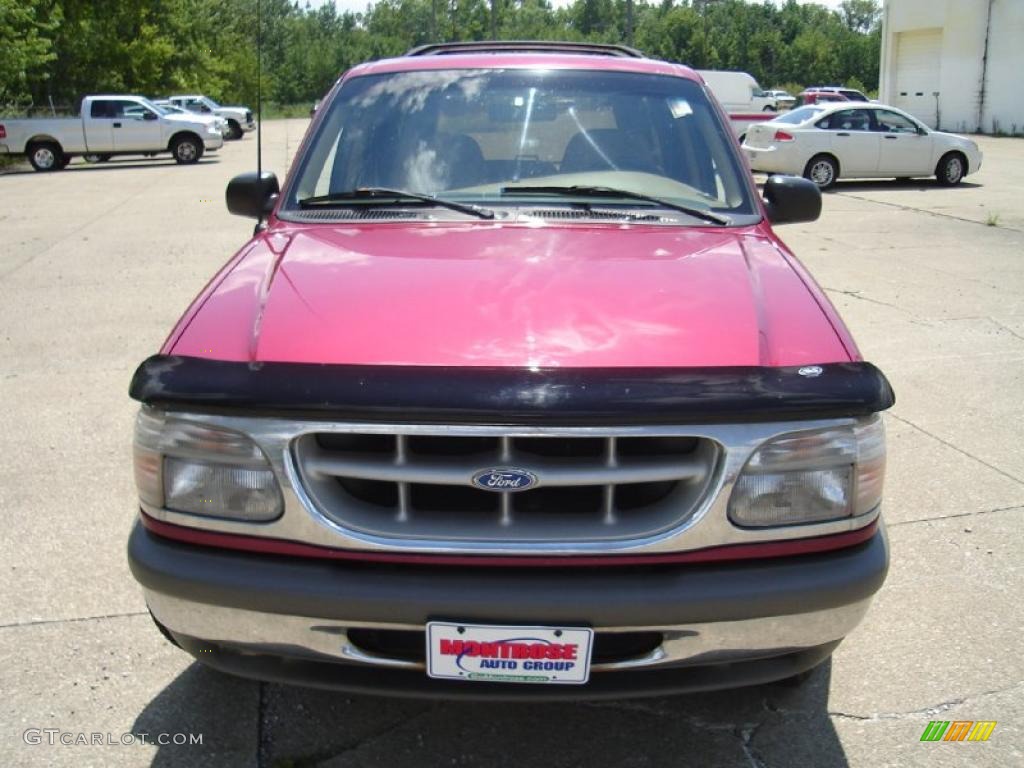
[794,90,852,107]
[128,41,892,699]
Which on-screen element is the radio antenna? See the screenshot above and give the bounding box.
[256,0,262,179]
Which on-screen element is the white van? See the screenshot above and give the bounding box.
[697,70,777,113]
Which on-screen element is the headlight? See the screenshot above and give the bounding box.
[133,409,283,521]
[207,124,220,134]
[728,416,885,528]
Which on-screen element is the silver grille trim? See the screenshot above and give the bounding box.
[139,411,881,557]
[293,433,719,542]
[301,439,705,486]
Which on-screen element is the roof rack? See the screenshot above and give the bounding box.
[405,41,645,59]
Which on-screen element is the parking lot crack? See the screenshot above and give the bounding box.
[0,610,148,630]
[257,682,269,768]
[737,719,770,768]
[887,504,1024,528]
[822,287,932,325]
[827,680,1023,723]
[888,413,1024,486]
[834,193,1024,233]
[823,287,904,312]
[988,317,1024,342]
[585,701,769,765]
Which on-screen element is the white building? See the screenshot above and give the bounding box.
[879,0,1024,133]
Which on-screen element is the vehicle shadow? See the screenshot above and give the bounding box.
[831,178,982,192]
[65,157,222,173]
[754,175,982,193]
[133,659,849,767]
[0,157,220,176]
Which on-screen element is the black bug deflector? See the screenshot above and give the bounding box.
[129,355,894,425]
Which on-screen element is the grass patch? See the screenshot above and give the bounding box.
[259,102,313,119]
[0,154,29,173]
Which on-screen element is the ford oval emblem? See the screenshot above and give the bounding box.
[471,468,538,492]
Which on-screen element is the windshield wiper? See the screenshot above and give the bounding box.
[500,185,729,225]
[299,187,494,220]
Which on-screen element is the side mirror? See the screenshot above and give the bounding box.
[143,111,158,121]
[226,171,279,220]
[763,175,821,225]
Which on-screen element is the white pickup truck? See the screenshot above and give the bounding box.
[0,95,224,171]
[166,95,254,140]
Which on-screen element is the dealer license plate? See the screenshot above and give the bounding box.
[426,622,594,685]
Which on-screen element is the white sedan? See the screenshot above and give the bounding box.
[741,103,982,189]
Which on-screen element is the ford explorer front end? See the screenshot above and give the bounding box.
[127,43,893,699]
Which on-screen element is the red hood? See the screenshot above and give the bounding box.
[167,222,853,368]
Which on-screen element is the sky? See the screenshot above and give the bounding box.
[313,0,847,18]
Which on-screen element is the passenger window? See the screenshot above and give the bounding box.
[110,101,141,118]
[90,101,112,119]
[817,109,871,131]
[873,110,918,134]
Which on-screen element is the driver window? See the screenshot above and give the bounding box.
[873,110,918,133]
[89,101,113,119]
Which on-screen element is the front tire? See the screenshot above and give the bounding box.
[172,135,203,165]
[936,152,965,186]
[27,141,64,172]
[804,154,839,190]
[225,120,243,140]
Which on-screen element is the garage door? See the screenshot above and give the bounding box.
[893,29,942,127]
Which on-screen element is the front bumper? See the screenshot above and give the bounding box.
[128,521,888,698]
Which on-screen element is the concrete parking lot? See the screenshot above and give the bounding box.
[0,124,1021,767]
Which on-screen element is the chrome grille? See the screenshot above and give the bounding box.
[293,432,720,542]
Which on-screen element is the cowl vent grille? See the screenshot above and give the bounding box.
[291,209,430,222]
[522,209,666,223]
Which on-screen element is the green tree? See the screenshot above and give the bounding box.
[3,0,884,111]
[0,0,59,106]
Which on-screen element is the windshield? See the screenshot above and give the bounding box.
[285,69,756,219]
[202,96,220,109]
[137,97,166,115]
[773,106,826,124]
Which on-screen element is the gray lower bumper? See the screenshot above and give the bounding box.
[128,522,887,694]
[145,589,873,674]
